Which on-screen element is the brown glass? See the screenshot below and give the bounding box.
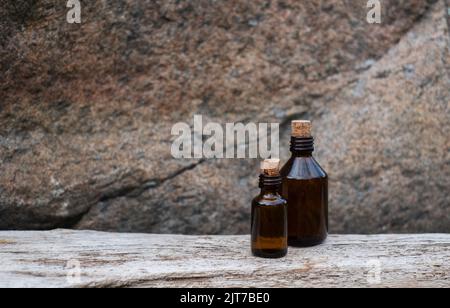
[251,175,288,258]
[281,137,328,247]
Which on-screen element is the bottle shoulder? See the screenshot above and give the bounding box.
[281,156,327,180]
[252,194,287,207]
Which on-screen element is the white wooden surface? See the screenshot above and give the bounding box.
[0,230,449,288]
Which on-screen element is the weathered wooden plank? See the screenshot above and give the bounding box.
[0,230,449,288]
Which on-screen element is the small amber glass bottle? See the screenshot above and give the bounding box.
[281,121,328,247]
[251,159,288,258]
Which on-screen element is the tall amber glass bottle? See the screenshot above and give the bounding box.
[251,159,288,258]
[281,121,328,247]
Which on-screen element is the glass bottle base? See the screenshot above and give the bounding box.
[252,249,288,259]
[288,236,327,247]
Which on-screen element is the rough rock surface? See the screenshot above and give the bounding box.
[0,0,449,233]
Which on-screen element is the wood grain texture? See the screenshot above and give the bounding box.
[0,230,449,288]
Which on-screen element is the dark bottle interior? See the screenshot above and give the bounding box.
[281,136,328,247]
[251,174,288,258]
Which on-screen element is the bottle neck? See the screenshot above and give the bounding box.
[290,136,314,157]
[259,174,282,195]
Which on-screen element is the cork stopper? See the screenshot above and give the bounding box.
[261,159,280,176]
[292,120,312,138]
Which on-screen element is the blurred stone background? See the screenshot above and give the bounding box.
[0,0,449,234]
